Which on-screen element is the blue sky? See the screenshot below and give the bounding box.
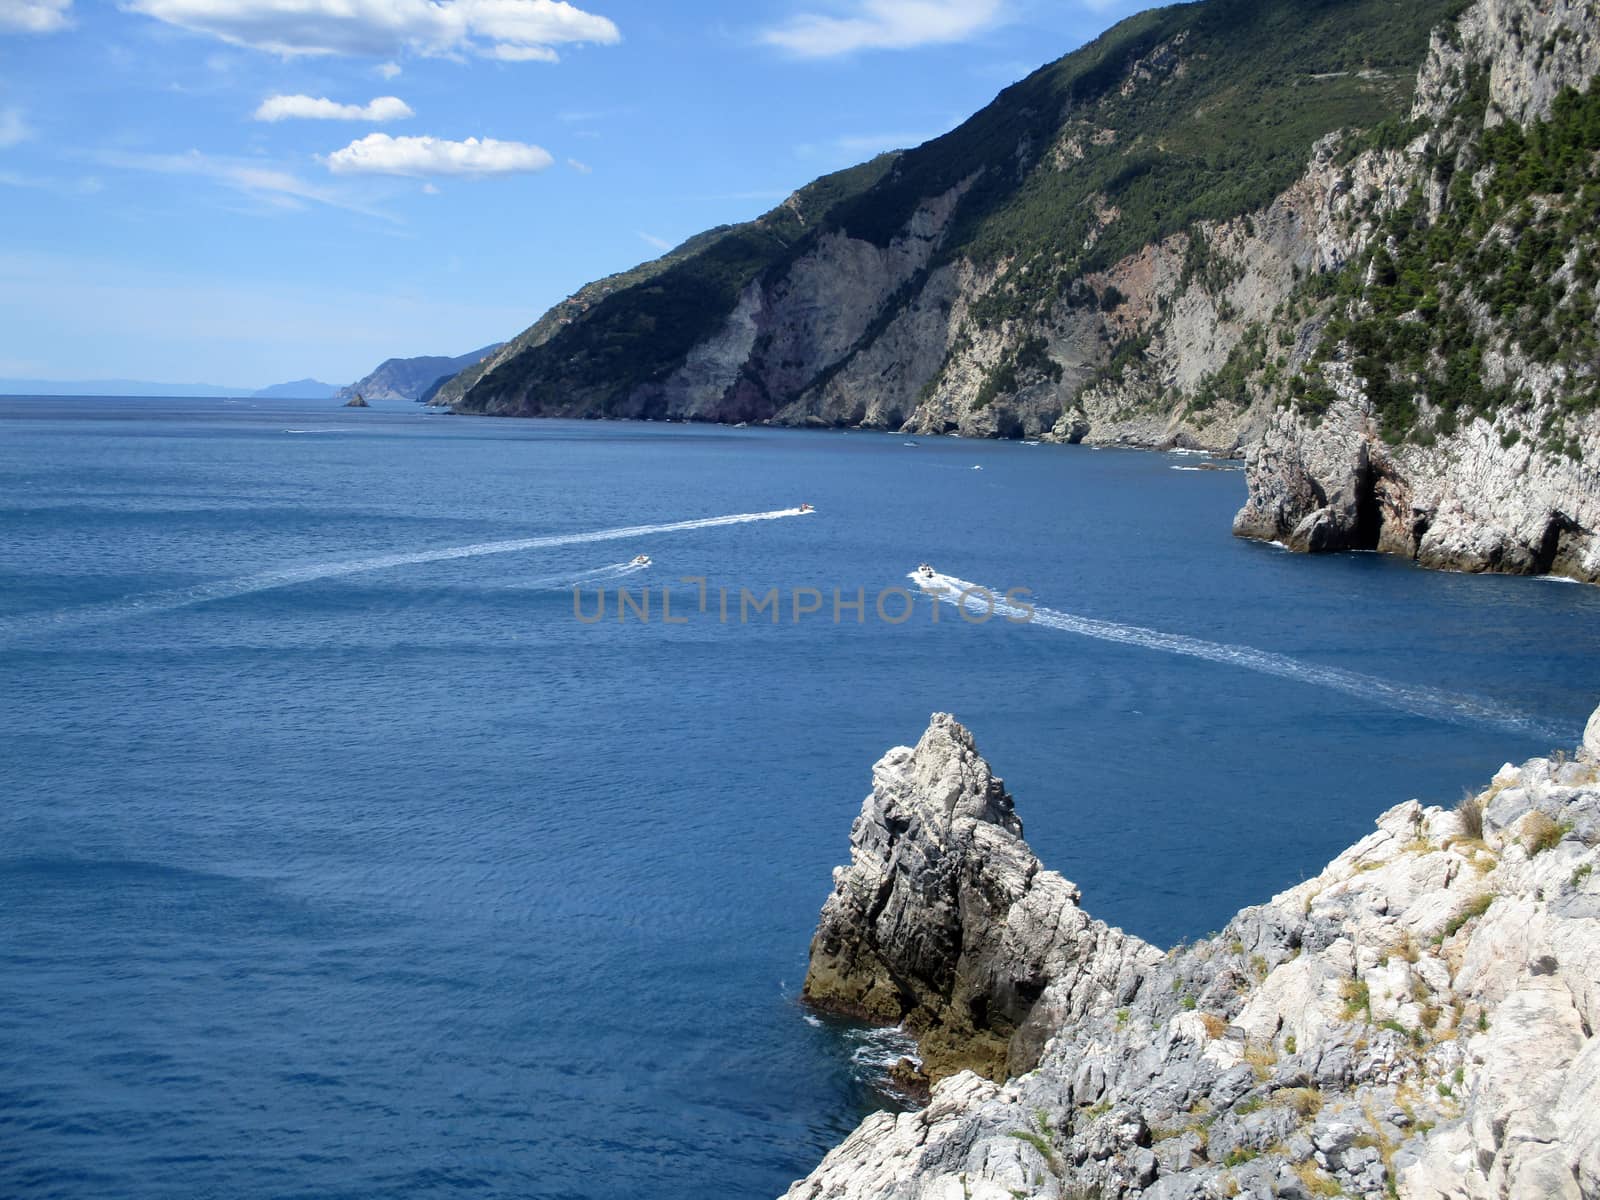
[0,0,1150,387]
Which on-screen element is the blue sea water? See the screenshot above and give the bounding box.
[2,395,1598,1199]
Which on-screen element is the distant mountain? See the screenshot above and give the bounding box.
[0,378,256,397]
[253,378,339,399]
[337,345,502,403]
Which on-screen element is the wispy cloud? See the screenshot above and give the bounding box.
[126,0,620,63]
[557,106,631,123]
[637,231,672,251]
[565,156,591,174]
[833,131,933,154]
[0,108,31,148]
[0,168,103,197]
[325,133,554,178]
[0,0,72,34]
[762,0,1004,57]
[92,148,397,221]
[253,94,414,122]
[376,60,402,79]
[794,127,945,164]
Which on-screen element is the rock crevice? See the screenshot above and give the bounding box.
[790,710,1600,1199]
[802,714,1161,1085]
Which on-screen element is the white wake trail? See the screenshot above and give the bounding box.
[502,560,648,592]
[1,508,808,643]
[914,571,1568,743]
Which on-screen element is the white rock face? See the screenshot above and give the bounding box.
[784,704,1600,1199]
[802,714,1161,1083]
[1234,0,1600,582]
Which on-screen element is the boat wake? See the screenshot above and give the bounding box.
[500,559,649,592]
[912,570,1568,742]
[1,507,808,643]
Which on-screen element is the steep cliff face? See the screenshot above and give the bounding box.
[802,714,1162,1085]
[444,0,1600,583]
[1232,0,1600,582]
[789,713,1600,1200]
[445,0,1470,448]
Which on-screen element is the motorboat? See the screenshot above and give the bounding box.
[631,554,651,567]
[916,563,936,579]
[798,503,814,512]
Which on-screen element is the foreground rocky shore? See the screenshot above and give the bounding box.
[789,713,1600,1199]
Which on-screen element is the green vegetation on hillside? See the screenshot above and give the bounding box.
[1295,79,1600,453]
[889,0,1470,325]
[472,157,897,410]
[460,0,1471,416]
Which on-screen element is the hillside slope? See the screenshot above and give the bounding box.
[445,0,1600,583]
[1232,0,1600,581]
[338,344,501,403]
[444,0,1468,442]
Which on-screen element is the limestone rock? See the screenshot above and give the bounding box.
[783,697,1600,1199]
[802,713,1160,1083]
[1233,0,1600,583]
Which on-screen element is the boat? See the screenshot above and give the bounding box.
[631,554,651,567]
[916,563,936,579]
[799,503,814,512]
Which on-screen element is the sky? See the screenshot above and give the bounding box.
[0,0,1152,388]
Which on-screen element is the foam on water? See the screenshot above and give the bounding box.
[1,508,807,643]
[912,570,1570,742]
[500,560,648,591]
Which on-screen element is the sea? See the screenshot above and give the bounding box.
[3,395,1597,1199]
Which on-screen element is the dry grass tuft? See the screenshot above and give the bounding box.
[1523,811,1566,856]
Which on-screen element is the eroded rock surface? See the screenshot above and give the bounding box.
[788,710,1600,1199]
[803,714,1161,1083]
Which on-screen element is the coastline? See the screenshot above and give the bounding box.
[787,711,1600,1198]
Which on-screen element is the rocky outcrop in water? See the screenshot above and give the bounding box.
[802,714,1161,1084]
[788,711,1600,1199]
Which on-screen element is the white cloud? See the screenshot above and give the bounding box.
[93,148,396,220]
[0,0,72,33]
[254,94,414,122]
[126,0,620,62]
[376,60,402,78]
[486,42,558,61]
[637,231,671,251]
[762,0,1003,57]
[565,156,591,174]
[0,107,30,147]
[325,133,553,178]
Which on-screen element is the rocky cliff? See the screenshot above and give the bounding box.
[789,713,1600,1199]
[442,0,1468,445]
[1229,0,1600,582]
[803,715,1163,1086]
[443,0,1600,585]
